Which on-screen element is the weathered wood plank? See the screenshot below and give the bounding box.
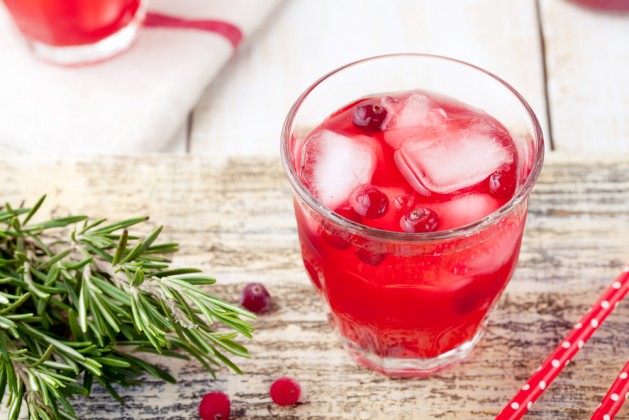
[540,0,629,154]
[190,0,549,160]
[0,154,628,419]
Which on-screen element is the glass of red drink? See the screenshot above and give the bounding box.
[567,0,629,11]
[2,0,149,65]
[281,54,544,376]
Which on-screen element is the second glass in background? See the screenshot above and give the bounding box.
[2,0,149,65]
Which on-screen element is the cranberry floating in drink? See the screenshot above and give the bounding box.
[281,54,544,376]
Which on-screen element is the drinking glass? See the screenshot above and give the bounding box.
[567,0,629,11]
[2,0,149,65]
[281,54,544,376]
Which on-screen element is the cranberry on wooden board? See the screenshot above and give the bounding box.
[199,392,230,420]
[239,282,272,313]
[270,377,301,406]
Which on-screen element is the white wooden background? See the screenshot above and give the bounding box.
[1,0,628,157]
[184,0,629,159]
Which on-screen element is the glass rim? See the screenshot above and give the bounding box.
[281,53,545,242]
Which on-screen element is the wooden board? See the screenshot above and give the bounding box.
[1,154,628,419]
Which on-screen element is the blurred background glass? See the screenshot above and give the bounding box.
[1,0,149,65]
[568,0,629,12]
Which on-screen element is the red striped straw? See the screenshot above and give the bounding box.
[496,266,629,420]
[591,359,629,420]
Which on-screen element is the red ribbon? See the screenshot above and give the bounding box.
[144,12,243,48]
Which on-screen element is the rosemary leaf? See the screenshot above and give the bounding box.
[0,197,253,417]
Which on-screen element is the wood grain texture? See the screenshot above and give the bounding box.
[540,0,629,154]
[190,0,549,160]
[1,154,628,419]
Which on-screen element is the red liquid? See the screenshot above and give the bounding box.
[292,91,528,371]
[2,0,142,46]
[568,0,629,11]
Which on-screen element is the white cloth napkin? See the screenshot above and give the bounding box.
[0,0,280,154]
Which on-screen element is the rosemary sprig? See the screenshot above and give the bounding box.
[0,196,254,419]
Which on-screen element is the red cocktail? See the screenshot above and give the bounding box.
[281,55,544,376]
[2,0,148,64]
[568,0,629,11]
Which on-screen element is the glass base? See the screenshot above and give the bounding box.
[27,18,143,66]
[343,327,486,377]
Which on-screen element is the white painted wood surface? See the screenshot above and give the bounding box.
[187,0,629,158]
[540,0,629,154]
[190,0,549,160]
[1,0,627,156]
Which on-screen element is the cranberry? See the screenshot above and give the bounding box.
[488,172,516,199]
[239,282,272,314]
[335,204,362,223]
[199,391,230,420]
[400,206,439,233]
[319,204,361,250]
[270,377,301,406]
[350,185,389,219]
[352,101,387,132]
[454,293,480,315]
[320,226,353,250]
[454,274,501,315]
[355,248,387,266]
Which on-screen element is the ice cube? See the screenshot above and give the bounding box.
[383,92,447,149]
[383,93,431,128]
[394,127,514,195]
[300,130,376,209]
[433,193,501,230]
[466,219,523,273]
